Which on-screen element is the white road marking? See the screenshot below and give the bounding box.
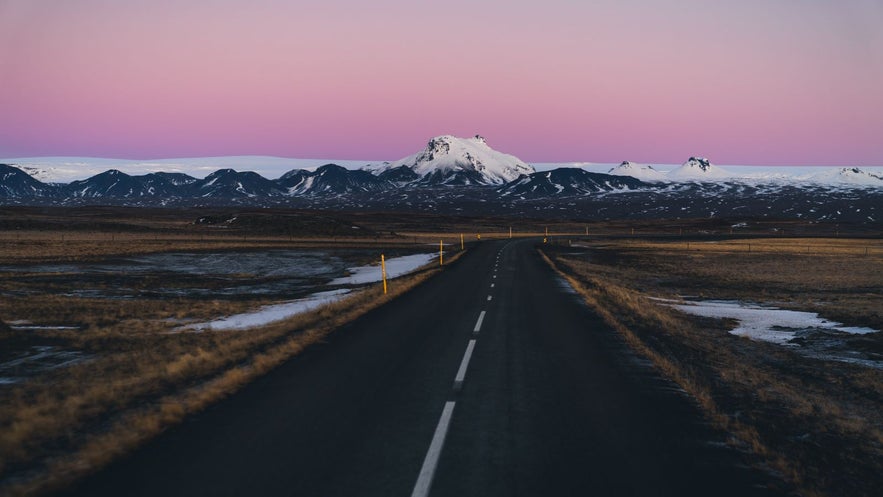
[493,275,497,279]
[473,311,486,333]
[411,401,457,497]
[487,295,493,301]
[453,339,477,390]
[490,283,495,288]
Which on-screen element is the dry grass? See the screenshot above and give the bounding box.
[0,244,465,497]
[0,231,418,264]
[541,239,883,497]
[621,237,883,257]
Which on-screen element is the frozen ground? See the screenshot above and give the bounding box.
[673,300,881,368]
[0,346,91,385]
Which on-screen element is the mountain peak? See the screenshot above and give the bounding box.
[803,166,883,186]
[686,157,712,170]
[370,134,534,185]
[668,157,731,180]
[608,161,666,181]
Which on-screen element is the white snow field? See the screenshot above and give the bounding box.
[673,300,878,345]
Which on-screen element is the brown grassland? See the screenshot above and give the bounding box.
[0,207,484,497]
[542,236,882,497]
[1,207,880,496]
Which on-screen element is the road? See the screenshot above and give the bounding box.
[62,239,783,496]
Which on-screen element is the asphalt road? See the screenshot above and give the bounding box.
[62,239,784,497]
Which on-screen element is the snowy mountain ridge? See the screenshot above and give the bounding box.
[366,135,535,185]
[607,161,667,182]
[667,157,733,180]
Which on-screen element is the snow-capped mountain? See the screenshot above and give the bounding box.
[607,161,666,182]
[0,156,373,183]
[0,164,57,197]
[278,164,390,195]
[64,170,182,198]
[667,157,732,181]
[154,172,199,186]
[801,167,883,186]
[499,168,646,197]
[369,135,534,186]
[2,149,882,224]
[195,169,286,198]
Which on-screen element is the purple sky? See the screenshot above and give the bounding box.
[1,0,882,165]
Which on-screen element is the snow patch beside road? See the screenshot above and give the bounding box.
[189,290,351,331]
[187,252,435,331]
[330,253,436,285]
[672,300,878,344]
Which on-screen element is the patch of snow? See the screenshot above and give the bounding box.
[330,253,436,285]
[189,290,351,331]
[672,300,877,345]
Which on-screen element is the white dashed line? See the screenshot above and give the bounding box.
[411,401,457,497]
[487,295,492,301]
[473,311,486,333]
[490,283,495,288]
[453,340,477,391]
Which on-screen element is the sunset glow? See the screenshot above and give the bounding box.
[1,0,881,165]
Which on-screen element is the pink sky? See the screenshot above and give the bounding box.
[1,0,882,165]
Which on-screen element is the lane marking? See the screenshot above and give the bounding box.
[493,275,497,279]
[473,311,486,333]
[490,283,495,288]
[487,295,493,301]
[453,339,477,391]
[411,401,457,497]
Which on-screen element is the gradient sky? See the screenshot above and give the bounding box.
[1,0,881,165]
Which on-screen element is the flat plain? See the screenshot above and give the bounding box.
[0,206,880,497]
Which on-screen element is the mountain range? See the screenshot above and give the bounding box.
[1,135,881,224]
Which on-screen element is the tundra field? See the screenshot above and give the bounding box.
[542,236,882,497]
[0,206,880,497]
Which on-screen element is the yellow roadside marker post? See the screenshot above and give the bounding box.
[460,233,464,250]
[439,240,444,266]
[381,254,387,294]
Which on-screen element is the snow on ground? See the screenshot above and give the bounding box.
[185,252,435,331]
[672,300,878,345]
[330,253,436,285]
[189,290,350,332]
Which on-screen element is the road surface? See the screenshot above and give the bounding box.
[63,239,783,496]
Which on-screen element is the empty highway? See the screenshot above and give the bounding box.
[63,239,783,497]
